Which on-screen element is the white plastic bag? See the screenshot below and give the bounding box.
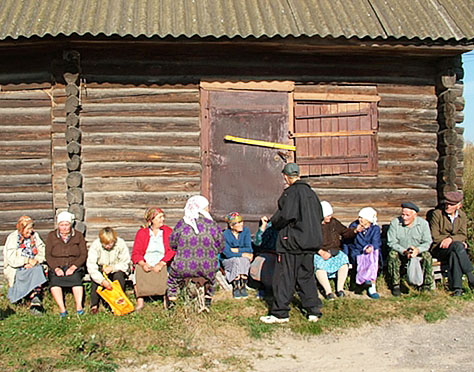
[407,257,423,286]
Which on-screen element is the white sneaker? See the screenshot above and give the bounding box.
[259,315,289,324]
[307,315,320,323]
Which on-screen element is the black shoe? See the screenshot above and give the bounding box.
[336,290,345,298]
[452,289,463,297]
[325,292,336,300]
[205,297,212,308]
[391,285,401,297]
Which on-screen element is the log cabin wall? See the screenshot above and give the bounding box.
[0,55,55,275]
[0,42,466,255]
[71,42,453,229]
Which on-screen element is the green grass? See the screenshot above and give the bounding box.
[1,144,474,371]
[1,279,474,371]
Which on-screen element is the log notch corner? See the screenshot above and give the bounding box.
[436,56,465,203]
[63,51,86,234]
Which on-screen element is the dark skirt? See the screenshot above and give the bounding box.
[49,267,84,288]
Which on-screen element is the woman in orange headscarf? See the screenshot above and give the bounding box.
[4,216,47,314]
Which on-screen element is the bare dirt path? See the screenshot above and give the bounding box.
[120,310,474,372]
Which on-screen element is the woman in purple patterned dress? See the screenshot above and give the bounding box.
[167,195,224,308]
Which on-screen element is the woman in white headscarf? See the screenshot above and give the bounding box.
[46,211,88,317]
[343,207,382,299]
[166,196,224,308]
[314,201,360,300]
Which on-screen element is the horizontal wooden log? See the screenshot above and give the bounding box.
[80,102,199,116]
[0,82,51,91]
[0,201,53,211]
[0,107,51,125]
[82,162,200,177]
[0,98,51,108]
[0,90,52,100]
[378,132,437,147]
[0,174,52,193]
[376,84,435,95]
[65,127,82,142]
[65,95,80,114]
[83,176,200,192]
[0,191,52,202]
[67,187,83,204]
[379,147,438,162]
[69,204,85,221]
[84,207,186,230]
[294,85,378,95]
[66,141,81,154]
[378,119,438,133]
[0,159,51,175]
[64,116,199,133]
[66,172,83,188]
[84,191,197,209]
[378,161,437,176]
[65,113,79,127]
[306,175,436,189]
[438,129,458,146]
[81,88,199,104]
[0,125,51,140]
[378,93,437,109]
[81,132,199,147]
[67,154,81,171]
[81,146,200,163]
[0,141,51,159]
[315,188,437,207]
[437,155,457,170]
[378,107,437,121]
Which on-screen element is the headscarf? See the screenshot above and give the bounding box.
[57,211,75,224]
[225,212,243,226]
[320,201,333,218]
[358,207,378,225]
[144,207,164,227]
[183,195,213,234]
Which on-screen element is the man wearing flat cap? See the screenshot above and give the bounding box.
[387,202,433,296]
[260,163,324,324]
[429,191,474,296]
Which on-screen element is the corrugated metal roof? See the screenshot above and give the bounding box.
[0,0,473,41]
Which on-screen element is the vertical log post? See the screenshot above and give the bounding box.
[436,56,464,203]
[63,50,86,234]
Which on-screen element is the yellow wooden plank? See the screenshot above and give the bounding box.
[224,135,296,151]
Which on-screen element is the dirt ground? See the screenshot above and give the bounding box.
[119,307,474,372]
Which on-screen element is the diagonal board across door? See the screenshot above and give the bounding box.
[204,89,289,227]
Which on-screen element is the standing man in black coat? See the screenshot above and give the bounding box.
[260,163,324,323]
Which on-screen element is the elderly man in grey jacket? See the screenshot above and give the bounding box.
[387,202,433,296]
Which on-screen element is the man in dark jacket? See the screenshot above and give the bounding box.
[260,163,324,323]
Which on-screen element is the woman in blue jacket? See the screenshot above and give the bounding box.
[343,207,381,299]
[222,212,253,299]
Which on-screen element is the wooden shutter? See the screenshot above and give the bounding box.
[294,101,378,176]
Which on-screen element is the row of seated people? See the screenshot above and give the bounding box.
[253,191,474,300]
[3,192,474,316]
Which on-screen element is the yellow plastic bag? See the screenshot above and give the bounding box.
[96,274,135,316]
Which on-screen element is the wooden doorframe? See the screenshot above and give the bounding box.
[199,81,295,201]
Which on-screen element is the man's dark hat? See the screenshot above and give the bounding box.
[444,191,463,205]
[401,202,419,213]
[282,163,300,176]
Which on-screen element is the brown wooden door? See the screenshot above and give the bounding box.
[203,90,289,226]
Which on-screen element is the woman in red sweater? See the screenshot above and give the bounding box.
[131,207,175,311]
